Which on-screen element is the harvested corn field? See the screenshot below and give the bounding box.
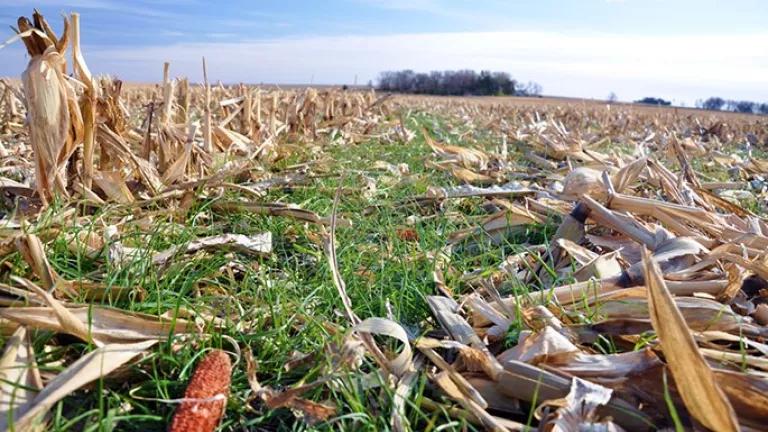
[2,9,768,432]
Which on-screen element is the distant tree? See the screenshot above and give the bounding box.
[429,71,443,94]
[607,92,618,103]
[733,100,756,114]
[492,72,516,95]
[378,71,395,91]
[475,70,494,95]
[635,97,671,106]
[452,70,478,95]
[518,81,542,97]
[412,73,431,93]
[394,70,416,93]
[701,97,725,111]
[758,103,768,115]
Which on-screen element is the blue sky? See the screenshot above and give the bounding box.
[1,0,767,104]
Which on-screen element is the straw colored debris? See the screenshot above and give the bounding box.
[0,8,767,431]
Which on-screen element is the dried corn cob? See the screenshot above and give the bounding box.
[169,350,231,432]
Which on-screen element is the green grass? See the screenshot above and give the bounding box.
[3,110,548,431]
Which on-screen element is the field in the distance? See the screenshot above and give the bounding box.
[396,93,764,119]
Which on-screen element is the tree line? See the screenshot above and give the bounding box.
[696,97,768,115]
[377,70,542,96]
[634,97,671,106]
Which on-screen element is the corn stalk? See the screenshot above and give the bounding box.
[70,13,96,190]
[18,12,80,204]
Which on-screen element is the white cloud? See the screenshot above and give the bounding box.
[3,30,767,103]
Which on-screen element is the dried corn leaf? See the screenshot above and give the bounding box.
[2,340,156,430]
[0,305,194,344]
[0,327,42,423]
[92,170,135,204]
[153,232,272,266]
[642,248,738,431]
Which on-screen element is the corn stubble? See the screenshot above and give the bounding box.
[1,8,768,432]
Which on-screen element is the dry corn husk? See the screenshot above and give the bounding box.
[560,167,607,201]
[18,12,83,204]
[22,49,72,203]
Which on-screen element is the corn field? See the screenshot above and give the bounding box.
[1,10,768,432]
